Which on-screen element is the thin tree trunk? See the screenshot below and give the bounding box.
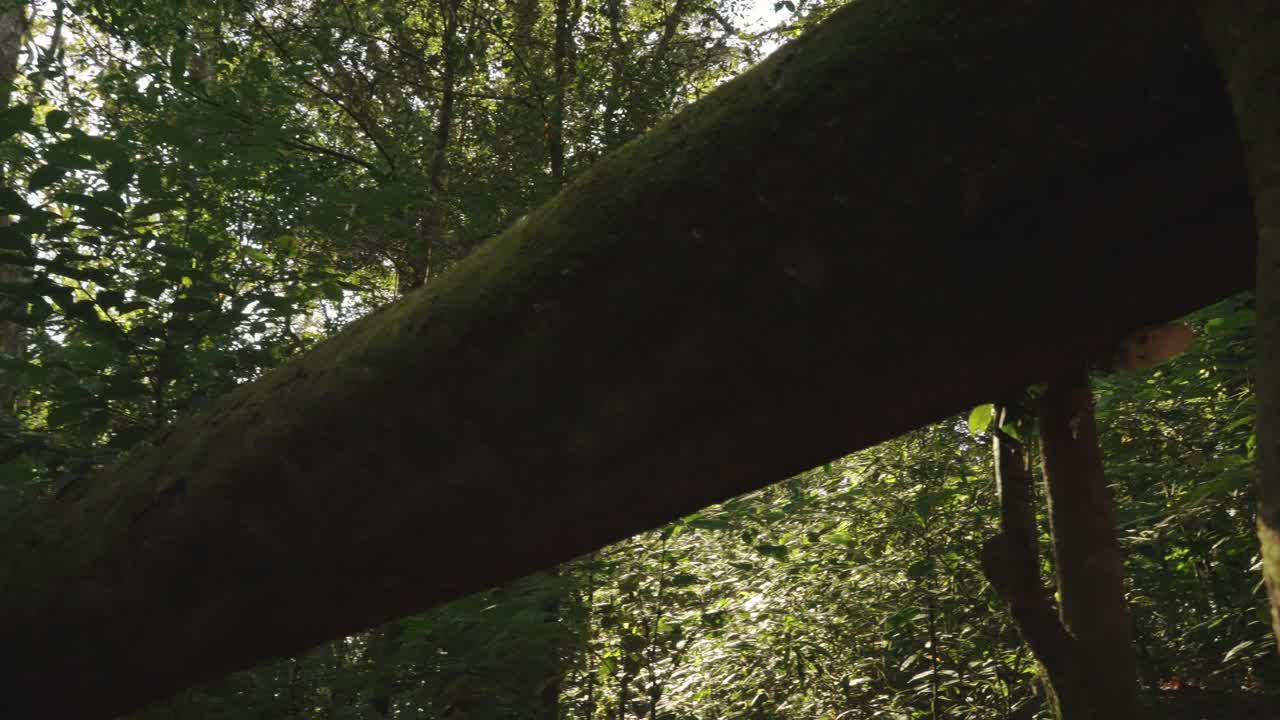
[581,558,599,720]
[0,5,21,129]
[1039,375,1137,718]
[1193,0,1280,649]
[983,402,1079,720]
[0,3,25,417]
[538,576,562,720]
[326,639,348,719]
[287,657,301,717]
[538,10,574,713]
[32,0,63,97]
[549,0,572,191]
[405,0,464,291]
[995,406,1041,604]
[926,551,939,720]
[601,0,626,146]
[368,622,403,718]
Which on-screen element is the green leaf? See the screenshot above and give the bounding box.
[92,191,126,213]
[1206,308,1254,335]
[104,161,134,193]
[1000,419,1021,441]
[138,165,164,195]
[34,281,71,300]
[914,492,940,521]
[0,226,26,252]
[45,263,112,285]
[0,104,33,141]
[0,457,36,486]
[45,222,77,240]
[620,632,646,653]
[320,282,343,302]
[131,198,183,217]
[45,109,71,132]
[95,290,125,309]
[28,164,67,191]
[78,206,124,231]
[170,43,189,86]
[907,559,933,579]
[1224,413,1256,433]
[56,192,109,210]
[1184,472,1245,506]
[909,668,935,683]
[754,543,789,561]
[687,516,733,531]
[1223,640,1254,663]
[967,404,994,435]
[47,400,98,429]
[12,212,52,234]
[0,188,29,212]
[62,299,100,322]
[55,133,124,165]
[169,296,215,315]
[669,573,701,588]
[83,136,128,164]
[101,378,148,400]
[109,424,155,449]
[154,244,195,260]
[46,139,98,169]
[136,278,168,299]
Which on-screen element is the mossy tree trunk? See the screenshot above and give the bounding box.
[985,381,1143,720]
[0,1,1259,716]
[983,402,1080,719]
[1039,375,1138,718]
[1194,0,1280,649]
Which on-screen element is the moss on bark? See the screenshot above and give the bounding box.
[1195,0,1280,647]
[0,0,1258,715]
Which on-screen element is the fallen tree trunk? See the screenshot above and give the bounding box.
[0,0,1257,715]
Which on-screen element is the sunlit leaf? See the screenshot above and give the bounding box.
[967,404,993,435]
[1223,640,1254,662]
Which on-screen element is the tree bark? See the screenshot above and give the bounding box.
[0,3,25,417]
[367,621,403,718]
[549,0,571,192]
[0,1,1260,715]
[1039,375,1138,718]
[1193,0,1280,649]
[403,0,464,292]
[982,404,1080,719]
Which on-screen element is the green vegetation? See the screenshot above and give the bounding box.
[114,299,1276,719]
